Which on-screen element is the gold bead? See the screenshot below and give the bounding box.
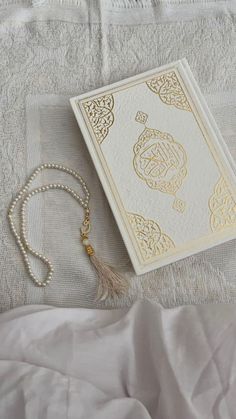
[85,244,94,256]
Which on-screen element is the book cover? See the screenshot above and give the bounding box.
[70,59,236,274]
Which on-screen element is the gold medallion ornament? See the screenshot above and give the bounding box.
[127,212,175,261]
[82,94,114,144]
[146,71,191,112]
[209,176,236,232]
[133,112,187,212]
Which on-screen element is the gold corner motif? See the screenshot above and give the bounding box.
[209,176,236,232]
[127,212,175,261]
[146,71,191,112]
[82,94,114,144]
[133,122,187,212]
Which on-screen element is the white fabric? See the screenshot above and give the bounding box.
[1,0,236,311]
[0,300,235,418]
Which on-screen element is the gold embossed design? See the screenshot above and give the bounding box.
[133,126,187,211]
[172,198,186,213]
[82,94,114,144]
[135,111,148,124]
[209,177,236,232]
[146,71,191,112]
[127,212,175,261]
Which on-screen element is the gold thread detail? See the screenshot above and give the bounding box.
[146,71,191,112]
[82,94,114,144]
[127,212,175,261]
[133,123,187,212]
[209,177,236,232]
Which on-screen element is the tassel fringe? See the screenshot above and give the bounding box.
[90,253,129,301]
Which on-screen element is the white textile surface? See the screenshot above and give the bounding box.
[1,0,236,311]
[0,300,235,418]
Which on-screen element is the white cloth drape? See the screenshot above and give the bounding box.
[0,300,235,418]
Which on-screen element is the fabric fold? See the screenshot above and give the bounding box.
[0,300,236,418]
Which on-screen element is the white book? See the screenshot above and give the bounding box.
[70,59,236,275]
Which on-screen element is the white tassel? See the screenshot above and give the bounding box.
[82,238,128,301]
[90,253,129,301]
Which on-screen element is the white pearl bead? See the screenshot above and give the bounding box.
[82,238,89,246]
